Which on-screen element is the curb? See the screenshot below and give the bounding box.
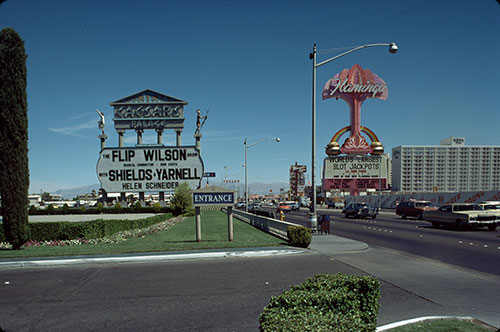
[0,248,306,268]
[376,316,498,331]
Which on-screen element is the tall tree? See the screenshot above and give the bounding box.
[0,27,29,249]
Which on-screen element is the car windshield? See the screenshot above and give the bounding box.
[453,204,482,211]
[416,202,433,207]
[482,204,500,210]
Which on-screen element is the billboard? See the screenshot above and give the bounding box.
[290,164,306,196]
[97,146,203,193]
[322,154,388,190]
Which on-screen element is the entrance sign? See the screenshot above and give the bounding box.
[97,146,203,192]
[193,186,236,242]
[193,192,234,206]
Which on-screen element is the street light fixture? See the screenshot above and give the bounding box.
[244,137,280,212]
[309,42,398,231]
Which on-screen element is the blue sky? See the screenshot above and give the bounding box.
[1,0,499,194]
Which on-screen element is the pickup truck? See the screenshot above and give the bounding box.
[423,203,499,231]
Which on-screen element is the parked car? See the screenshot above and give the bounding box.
[327,201,345,209]
[248,203,261,213]
[287,201,300,211]
[342,203,378,219]
[396,200,437,220]
[422,203,499,231]
[277,202,291,213]
[235,202,246,209]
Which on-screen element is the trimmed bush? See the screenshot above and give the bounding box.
[0,213,173,242]
[259,273,380,332]
[287,225,311,248]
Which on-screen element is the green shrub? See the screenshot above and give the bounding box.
[287,225,311,248]
[152,202,162,213]
[0,213,173,242]
[47,204,55,214]
[28,205,37,215]
[96,202,104,212]
[259,273,380,332]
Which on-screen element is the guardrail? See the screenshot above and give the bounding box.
[229,209,301,241]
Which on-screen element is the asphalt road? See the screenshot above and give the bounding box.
[0,252,453,332]
[279,207,500,276]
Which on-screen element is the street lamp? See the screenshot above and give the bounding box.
[244,137,280,212]
[309,42,398,231]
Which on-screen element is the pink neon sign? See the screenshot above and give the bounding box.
[322,64,387,155]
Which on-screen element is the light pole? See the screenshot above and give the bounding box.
[244,137,280,212]
[309,42,398,230]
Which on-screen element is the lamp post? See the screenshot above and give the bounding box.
[309,42,398,231]
[244,137,280,212]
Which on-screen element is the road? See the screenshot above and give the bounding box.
[272,207,500,276]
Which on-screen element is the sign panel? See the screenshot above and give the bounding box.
[97,146,203,192]
[193,192,235,206]
[323,155,388,179]
[203,172,216,178]
[110,89,187,131]
[322,154,389,190]
[289,164,307,196]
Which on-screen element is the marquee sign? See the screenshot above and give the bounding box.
[97,146,203,192]
[322,154,389,190]
[110,89,187,131]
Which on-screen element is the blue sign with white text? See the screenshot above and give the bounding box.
[193,192,234,206]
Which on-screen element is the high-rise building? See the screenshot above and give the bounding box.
[392,137,500,192]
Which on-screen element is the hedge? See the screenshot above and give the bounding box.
[259,273,380,332]
[27,205,173,216]
[0,213,173,242]
[287,225,311,248]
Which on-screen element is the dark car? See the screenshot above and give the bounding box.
[342,203,378,219]
[396,200,437,220]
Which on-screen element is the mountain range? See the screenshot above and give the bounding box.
[54,182,291,199]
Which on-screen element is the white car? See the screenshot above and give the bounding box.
[423,203,499,231]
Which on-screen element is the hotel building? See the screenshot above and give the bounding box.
[392,137,500,192]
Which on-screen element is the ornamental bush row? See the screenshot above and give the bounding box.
[28,203,172,215]
[259,273,380,332]
[0,213,172,242]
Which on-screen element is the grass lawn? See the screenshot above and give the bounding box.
[387,318,495,331]
[0,210,287,259]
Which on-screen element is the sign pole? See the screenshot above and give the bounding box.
[227,206,233,241]
[195,206,201,242]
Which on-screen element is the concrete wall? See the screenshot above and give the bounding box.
[346,189,500,209]
[231,209,300,240]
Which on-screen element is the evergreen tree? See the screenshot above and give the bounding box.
[0,28,30,249]
[170,182,193,215]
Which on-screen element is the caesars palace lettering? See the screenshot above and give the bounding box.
[114,105,182,119]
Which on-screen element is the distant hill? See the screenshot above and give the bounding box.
[52,181,290,199]
[54,184,101,200]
